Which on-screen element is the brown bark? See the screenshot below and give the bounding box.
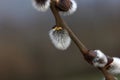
[50,1,116,80]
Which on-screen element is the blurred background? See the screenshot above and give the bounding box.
[0,0,120,80]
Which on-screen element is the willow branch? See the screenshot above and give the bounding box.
[50,2,115,80]
[50,2,88,54]
[99,68,116,80]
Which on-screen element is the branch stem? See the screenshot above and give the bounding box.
[99,68,116,80]
[50,3,88,54]
[50,2,115,80]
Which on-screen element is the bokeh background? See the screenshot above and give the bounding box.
[0,0,120,80]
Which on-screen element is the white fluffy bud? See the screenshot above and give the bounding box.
[32,0,50,12]
[62,0,77,15]
[49,26,71,50]
[107,57,120,74]
[59,0,77,15]
[92,50,108,67]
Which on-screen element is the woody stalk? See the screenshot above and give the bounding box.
[32,0,120,80]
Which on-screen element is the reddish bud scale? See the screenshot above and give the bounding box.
[54,0,77,15]
[35,0,47,5]
[55,0,71,11]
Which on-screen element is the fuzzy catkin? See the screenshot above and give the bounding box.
[107,57,120,74]
[32,0,50,12]
[92,50,108,67]
[49,27,71,50]
[59,0,77,15]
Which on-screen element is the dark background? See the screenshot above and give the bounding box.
[0,0,120,80]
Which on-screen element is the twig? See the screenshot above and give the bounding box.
[50,1,116,80]
[99,68,116,80]
[50,2,88,54]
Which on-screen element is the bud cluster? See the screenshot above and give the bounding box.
[32,0,77,15]
[92,50,120,75]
